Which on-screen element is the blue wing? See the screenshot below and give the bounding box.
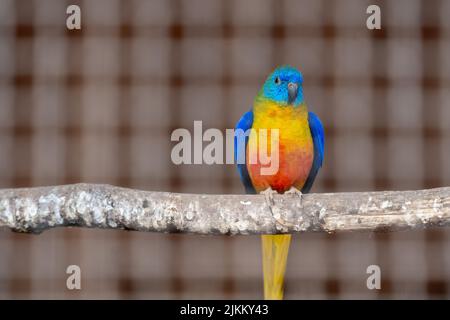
[302,111,325,193]
[234,110,256,194]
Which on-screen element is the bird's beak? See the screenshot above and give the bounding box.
[288,82,298,104]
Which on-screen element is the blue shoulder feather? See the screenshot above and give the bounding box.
[234,110,256,194]
[302,112,325,193]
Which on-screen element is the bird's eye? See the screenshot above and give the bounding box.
[274,77,281,85]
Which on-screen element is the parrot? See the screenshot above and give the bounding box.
[234,65,325,299]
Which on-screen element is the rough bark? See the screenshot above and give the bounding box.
[0,183,449,235]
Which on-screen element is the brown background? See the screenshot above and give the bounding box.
[0,0,450,298]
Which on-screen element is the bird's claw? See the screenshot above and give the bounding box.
[260,188,278,207]
[285,187,303,205]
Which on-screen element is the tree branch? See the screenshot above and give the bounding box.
[0,183,449,234]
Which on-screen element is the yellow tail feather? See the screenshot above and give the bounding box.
[261,234,291,300]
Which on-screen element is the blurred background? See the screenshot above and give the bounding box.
[0,0,450,299]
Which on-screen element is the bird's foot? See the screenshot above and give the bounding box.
[285,187,303,205]
[260,187,278,207]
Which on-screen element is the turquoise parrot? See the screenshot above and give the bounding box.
[234,65,325,299]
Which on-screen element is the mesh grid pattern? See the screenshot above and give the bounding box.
[0,0,449,298]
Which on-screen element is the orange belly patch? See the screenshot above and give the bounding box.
[246,141,313,193]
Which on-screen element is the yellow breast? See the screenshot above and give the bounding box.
[252,100,311,141]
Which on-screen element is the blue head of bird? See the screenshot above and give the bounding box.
[259,65,304,107]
